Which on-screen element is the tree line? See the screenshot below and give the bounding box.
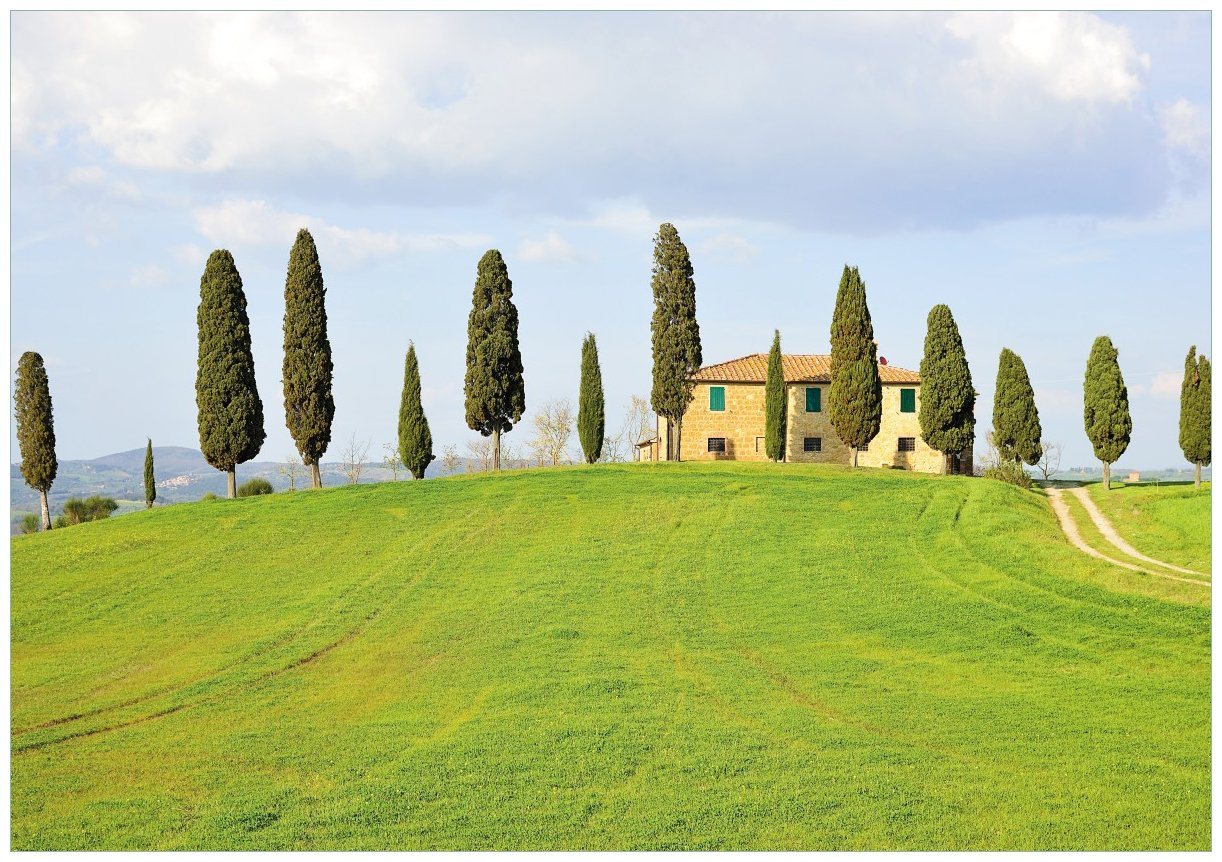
[648,226,1210,491]
[13,223,1212,532]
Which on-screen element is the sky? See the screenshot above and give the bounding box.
[9,11,1211,471]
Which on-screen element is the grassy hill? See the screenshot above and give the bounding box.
[10,463,1209,850]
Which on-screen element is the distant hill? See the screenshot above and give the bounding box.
[10,445,473,529]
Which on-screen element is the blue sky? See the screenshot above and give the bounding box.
[10,11,1211,469]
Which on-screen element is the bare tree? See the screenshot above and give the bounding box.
[278,454,302,492]
[530,398,575,466]
[383,443,404,481]
[974,430,1000,477]
[441,444,460,475]
[602,395,657,463]
[1036,440,1063,481]
[341,434,370,484]
[466,437,493,472]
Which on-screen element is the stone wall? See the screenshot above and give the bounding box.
[665,381,958,474]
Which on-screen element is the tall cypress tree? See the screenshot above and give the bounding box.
[918,304,975,470]
[14,351,57,530]
[464,249,525,469]
[282,228,335,489]
[1179,345,1211,488]
[649,223,702,462]
[828,265,881,466]
[196,249,265,498]
[578,332,605,464]
[1083,335,1131,490]
[764,330,786,462]
[398,342,434,480]
[144,438,156,509]
[992,348,1041,467]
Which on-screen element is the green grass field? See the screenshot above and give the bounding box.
[1087,481,1211,573]
[10,463,1210,850]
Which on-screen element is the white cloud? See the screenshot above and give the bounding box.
[518,231,577,263]
[696,233,760,265]
[192,199,490,265]
[946,12,1148,104]
[64,165,142,201]
[1131,371,1182,400]
[1159,99,1209,158]
[173,242,205,265]
[128,263,169,288]
[10,12,1191,231]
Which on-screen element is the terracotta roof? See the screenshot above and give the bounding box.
[690,353,920,384]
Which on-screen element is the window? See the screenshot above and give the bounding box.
[755,436,765,452]
[900,388,916,413]
[805,387,821,412]
[898,437,916,452]
[859,441,869,452]
[709,386,726,412]
[708,437,726,453]
[803,437,822,453]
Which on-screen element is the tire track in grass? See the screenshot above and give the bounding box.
[12,518,471,753]
[1046,488,1209,588]
[1069,487,1208,579]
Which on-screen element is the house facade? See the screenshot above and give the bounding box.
[655,353,971,474]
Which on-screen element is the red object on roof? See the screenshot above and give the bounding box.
[880,356,887,365]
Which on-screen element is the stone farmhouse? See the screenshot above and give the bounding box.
[648,353,972,474]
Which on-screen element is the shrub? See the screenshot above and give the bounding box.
[20,514,39,534]
[201,492,219,502]
[982,461,1033,489]
[61,496,119,526]
[237,477,274,497]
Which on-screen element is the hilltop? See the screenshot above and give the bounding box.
[10,463,1209,850]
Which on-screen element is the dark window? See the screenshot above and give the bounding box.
[708,437,726,453]
[898,437,916,452]
[900,388,916,413]
[803,437,822,452]
[709,386,726,411]
[805,387,821,412]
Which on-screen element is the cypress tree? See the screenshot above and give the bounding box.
[282,228,335,489]
[1083,335,1131,490]
[650,223,702,462]
[144,438,156,509]
[195,249,265,498]
[1179,346,1211,488]
[578,332,605,464]
[14,351,57,530]
[828,265,881,466]
[992,348,1042,467]
[764,329,786,461]
[464,249,525,469]
[398,342,434,480]
[918,304,975,470]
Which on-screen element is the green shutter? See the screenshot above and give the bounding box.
[709,386,725,411]
[805,387,821,412]
[900,388,916,413]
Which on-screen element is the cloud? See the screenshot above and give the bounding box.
[192,199,490,265]
[11,11,1195,231]
[696,233,760,264]
[173,242,205,265]
[64,165,142,201]
[946,12,1148,104]
[518,231,577,263]
[1130,371,1181,400]
[1160,99,1210,157]
[128,263,169,288]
